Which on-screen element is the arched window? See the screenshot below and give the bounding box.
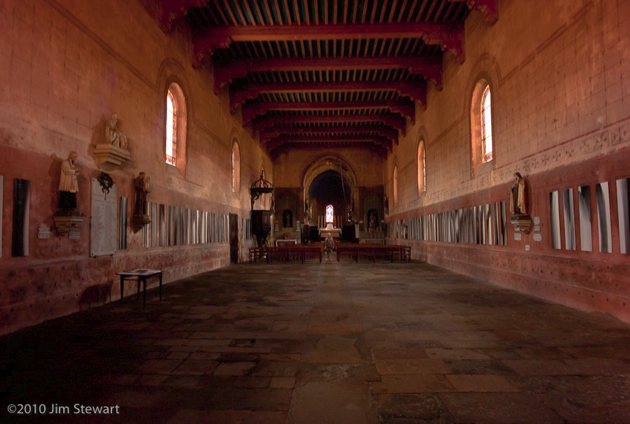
[418,141,426,195]
[231,141,240,194]
[165,82,187,177]
[166,90,177,165]
[481,86,493,162]
[393,165,398,206]
[325,205,334,224]
[470,79,493,175]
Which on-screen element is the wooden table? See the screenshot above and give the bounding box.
[116,269,162,307]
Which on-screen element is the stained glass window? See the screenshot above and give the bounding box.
[481,85,493,163]
[326,205,334,224]
[166,90,177,165]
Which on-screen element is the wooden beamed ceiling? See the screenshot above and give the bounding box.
[156,0,498,155]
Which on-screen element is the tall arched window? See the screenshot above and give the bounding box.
[470,78,494,175]
[418,141,426,195]
[231,141,240,194]
[393,165,398,206]
[481,86,493,162]
[325,205,334,224]
[166,90,177,165]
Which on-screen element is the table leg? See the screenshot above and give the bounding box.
[159,274,162,301]
[120,276,124,305]
[143,277,146,308]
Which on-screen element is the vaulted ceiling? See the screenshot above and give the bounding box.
[156,0,498,156]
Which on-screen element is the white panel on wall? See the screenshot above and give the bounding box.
[550,191,561,250]
[616,178,630,254]
[596,182,612,253]
[578,186,592,252]
[563,189,576,250]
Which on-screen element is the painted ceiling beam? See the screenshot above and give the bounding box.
[230,80,427,111]
[259,124,399,145]
[212,56,442,92]
[194,22,464,63]
[270,143,388,159]
[251,113,408,135]
[158,0,207,31]
[448,0,499,24]
[241,99,416,125]
[266,134,393,152]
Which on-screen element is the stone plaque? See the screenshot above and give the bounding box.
[69,226,81,240]
[533,216,541,225]
[38,224,52,239]
[533,225,541,232]
[514,232,522,241]
[90,178,118,256]
[533,233,542,242]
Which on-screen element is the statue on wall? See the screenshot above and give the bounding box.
[368,209,379,232]
[58,151,80,211]
[132,171,151,232]
[107,113,128,149]
[133,172,150,216]
[509,172,533,234]
[283,209,293,228]
[510,172,528,216]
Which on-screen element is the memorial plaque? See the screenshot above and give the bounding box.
[534,225,541,232]
[90,178,118,256]
[69,226,81,240]
[533,216,541,225]
[514,232,522,241]
[38,224,52,239]
[533,233,542,242]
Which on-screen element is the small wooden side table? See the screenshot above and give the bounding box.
[115,269,162,307]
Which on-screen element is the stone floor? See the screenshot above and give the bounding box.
[3,259,630,423]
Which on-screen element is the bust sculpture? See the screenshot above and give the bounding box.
[107,113,128,150]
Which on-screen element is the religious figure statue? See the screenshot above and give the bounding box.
[509,172,528,216]
[58,151,80,211]
[133,172,150,216]
[368,210,378,232]
[107,113,128,149]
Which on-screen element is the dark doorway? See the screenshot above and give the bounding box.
[229,213,239,263]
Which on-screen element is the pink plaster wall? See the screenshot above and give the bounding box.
[387,0,630,322]
[0,0,271,335]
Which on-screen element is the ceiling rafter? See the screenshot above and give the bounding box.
[212,56,442,92]
[193,22,464,62]
[266,134,393,152]
[241,99,416,125]
[229,79,427,110]
[259,124,400,144]
[251,113,408,134]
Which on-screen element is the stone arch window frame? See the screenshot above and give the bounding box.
[231,140,241,197]
[164,80,188,178]
[418,139,427,196]
[469,72,497,177]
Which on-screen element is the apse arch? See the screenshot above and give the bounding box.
[302,155,358,225]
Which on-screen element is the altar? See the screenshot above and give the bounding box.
[320,223,341,239]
